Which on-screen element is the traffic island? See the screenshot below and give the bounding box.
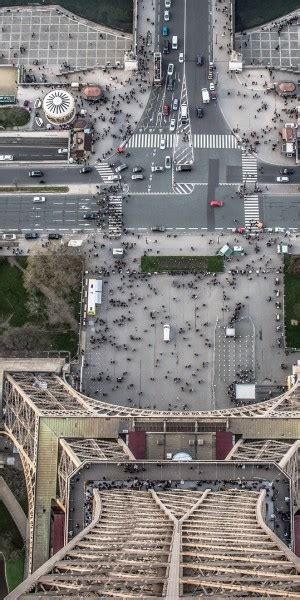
[0,186,69,193]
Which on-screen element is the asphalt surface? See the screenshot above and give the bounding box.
[0,135,69,161]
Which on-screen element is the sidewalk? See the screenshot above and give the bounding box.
[212,0,298,165]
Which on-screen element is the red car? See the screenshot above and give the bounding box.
[162,104,170,116]
[210,200,224,207]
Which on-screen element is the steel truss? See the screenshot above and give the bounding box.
[8,488,300,599]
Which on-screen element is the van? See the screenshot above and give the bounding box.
[180,103,188,124]
[33,196,46,203]
[112,248,124,257]
[276,176,289,183]
[175,164,192,172]
[202,88,210,103]
[163,324,170,342]
[172,35,178,50]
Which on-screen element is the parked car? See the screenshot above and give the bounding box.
[209,82,215,91]
[29,170,43,177]
[210,200,224,207]
[48,233,62,240]
[0,233,16,240]
[25,232,39,240]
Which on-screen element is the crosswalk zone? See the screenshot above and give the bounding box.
[126,133,238,149]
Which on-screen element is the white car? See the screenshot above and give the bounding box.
[209,82,215,91]
[107,174,121,181]
[58,148,68,154]
[35,117,43,127]
[165,0,171,7]
[160,137,166,150]
[179,52,184,63]
[169,118,176,132]
[34,98,42,109]
[0,154,13,161]
[167,63,174,76]
[165,155,171,169]
[164,10,169,21]
[0,233,16,240]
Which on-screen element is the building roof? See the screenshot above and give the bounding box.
[82,85,102,99]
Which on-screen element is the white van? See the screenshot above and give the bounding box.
[163,324,170,342]
[276,176,289,183]
[0,155,13,161]
[180,103,188,124]
[172,35,178,50]
[33,196,46,203]
[112,248,124,257]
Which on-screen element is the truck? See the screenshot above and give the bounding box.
[201,88,210,104]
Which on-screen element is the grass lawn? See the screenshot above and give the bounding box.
[0,0,133,32]
[0,502,24,591]
[141,255,224,273]
[0,258,29,327]
[5,554,24,592]
[235,0,300,31]
[0,186,68,193]
[284,255,300,349]
[0,107,30,129]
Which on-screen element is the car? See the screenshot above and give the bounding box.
[164,10,169,21]
[167,63,174,76]
[165,155,171,169]
[29,170,43,177]
[276,176,289,183]
[107,174,121,181]
[151,166,164,172]
[160,137,166,150]
[33,196,46,202]
[163,39,170,53]
[165,0,171,7]
[0,155,13,161]
[276,313,281,321]
[280,168,294,175]
[151,226,166,232]
[197,55,203,65]
[35,117,43,127]
[162,26,169,36]
[83,212,98,220]
[23,99,29,107]
[48,233,62,240]
[166,75,174,91]
[115,163,128,173]
[131,173,144,180]
[275,289,280,297]
[196,107,203,118]
[80,167,92,174]
[209,82,215,91]
[58,148,68,154]
[172,98,179,111]
[0,233,16,240]
[179,52,184,63]
[34,98,42,109]
[169,118,176,131]
[163,103,170,116]
[210,200,224,207]
[210,90,217,100]
[132,166,143,173]
[25,232,39,240]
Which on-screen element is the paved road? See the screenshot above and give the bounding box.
[0,193,99,231]
[0,165,100,185]
[0,135,69,161]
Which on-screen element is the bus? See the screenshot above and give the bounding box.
[87,279,102,317]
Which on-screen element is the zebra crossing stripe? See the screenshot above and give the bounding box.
[244,194,259,226]
[95,162,115,181]
[193,134,238,149]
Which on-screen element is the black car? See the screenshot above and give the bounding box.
[80,166,92,174]
[197,55,203,65]
[132,166,143,173]
[196,107,203,118]
[163,40,170,54]
[25,232,39,240]
[151,226,166,232]
[279,168,294,175]
[48,233,62,240]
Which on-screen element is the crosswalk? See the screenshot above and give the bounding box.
[242,151,258,184]
[193,134,238,149]
[108,195,122,238]
[126,133,239,149]
[95,162,115,182]
[244,195,260,228]
[173,182,194,194]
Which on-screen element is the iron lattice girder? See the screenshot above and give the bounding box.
[9,488,300,599]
